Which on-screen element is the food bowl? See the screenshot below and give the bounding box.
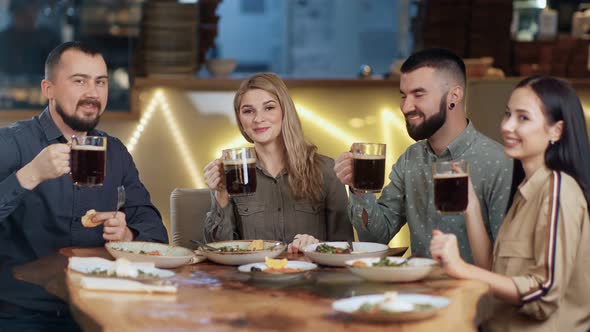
[206,59,237,77]
[201,240,286,265]
[332,293,450,322]
[345,257,438,282]
[302,241,389,267]
[105,241,196,268]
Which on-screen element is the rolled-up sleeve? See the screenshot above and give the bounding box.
[204,191,237,242]
[511,194,586,320]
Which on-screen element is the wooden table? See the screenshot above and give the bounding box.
[16,248,490,332]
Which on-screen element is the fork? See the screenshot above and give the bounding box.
[347,239,354,251]
[114,185,125,218]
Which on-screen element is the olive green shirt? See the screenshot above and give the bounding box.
[349,121,513,262]
[204,155,353,243]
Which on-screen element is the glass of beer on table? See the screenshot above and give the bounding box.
[351,143,386,193]
[71,136,107,187]
[433,160,469,215]
[222,147,257,196]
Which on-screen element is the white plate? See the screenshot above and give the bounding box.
[332,293,450,322]
[238,261,317,282]
[68,257,175,280]
[202,240,286,265]
[345,257,438,282]
[105,241,196,268]
[302,242,389,267]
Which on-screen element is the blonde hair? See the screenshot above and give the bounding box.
[233,73,323,203]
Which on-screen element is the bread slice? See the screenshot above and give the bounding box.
[81,209,101,228]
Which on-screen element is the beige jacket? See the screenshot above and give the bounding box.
[484,167,590,332]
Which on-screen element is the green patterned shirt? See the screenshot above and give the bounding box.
[349,121,513,263]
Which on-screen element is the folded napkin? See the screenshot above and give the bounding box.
[68,256,174,278]
[79,276,177,294]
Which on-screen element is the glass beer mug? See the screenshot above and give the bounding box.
[351,143,386,193]
[432,160,469,215]
[222,147,257,196]
[71,136,107,187]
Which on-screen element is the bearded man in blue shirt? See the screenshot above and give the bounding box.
[0,41,167,329]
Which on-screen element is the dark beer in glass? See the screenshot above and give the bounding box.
[433,160,469,215]
[223,147,257,196]
[71,136,107,187]
[351,143,386,193]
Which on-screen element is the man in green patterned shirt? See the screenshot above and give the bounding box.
[334,48,512,263]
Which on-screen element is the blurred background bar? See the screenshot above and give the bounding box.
[1,0,590,247]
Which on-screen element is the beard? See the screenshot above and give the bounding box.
[55,99,102,132]
[405,92,448,141]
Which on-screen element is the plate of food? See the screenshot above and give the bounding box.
[105,241,197,268]
[68,257,175,280]
[332,291,450,322]
[238,257,317,282]
[345,257,438,282]
[302,242,389,267]
[199,240,286,265]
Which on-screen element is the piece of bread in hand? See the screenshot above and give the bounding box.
[81,209,101,227]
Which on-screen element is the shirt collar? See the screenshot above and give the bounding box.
[424,120,477,160]
[256,161,288,178]
[518,166,552,201]
[38,108,66,143]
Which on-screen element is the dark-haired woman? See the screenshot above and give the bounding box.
[430,76,590,331]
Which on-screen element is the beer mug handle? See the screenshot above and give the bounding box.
[69,136,75,176]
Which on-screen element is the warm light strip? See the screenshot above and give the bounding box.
[127,91,160,153]
[295,104,360,144]
[381,108,412,141]
[126,89,204,188]
[157,93,204,188]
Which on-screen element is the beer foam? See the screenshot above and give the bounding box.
[352,154,386,160]
[72,145,106,151]
[224,158,257,166]
[433,172,468,179]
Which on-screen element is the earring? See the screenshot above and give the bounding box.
[550,140,555,145]
[449,103,455,109]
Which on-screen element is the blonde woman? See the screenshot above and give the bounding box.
[203,73,353,253]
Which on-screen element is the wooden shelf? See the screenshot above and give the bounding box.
[130,76,590,116]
